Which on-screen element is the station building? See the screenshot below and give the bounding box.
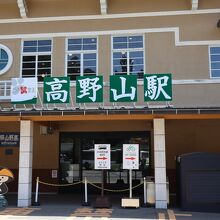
[0,0,220,209]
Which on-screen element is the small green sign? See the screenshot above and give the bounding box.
[144,73,172,101]
[110,75,137,102]
[43,77,70,103]
[76,76,103,103]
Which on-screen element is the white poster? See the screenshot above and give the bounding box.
[11,78,37,104]
[95,144,111,170]
[51,170,57,178]
[123,144,139,170]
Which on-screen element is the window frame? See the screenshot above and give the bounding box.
[0,44,13,76]
[0,80,11,100]
[20,38,53,83]
[111,34,145,78]
[209,45,220,78]
[65,36,98,81]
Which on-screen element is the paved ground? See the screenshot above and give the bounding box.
[1,194,220,219]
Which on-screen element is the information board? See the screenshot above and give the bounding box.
[94,144,111,170]
[0,133,20,147]
[123,144,139,170]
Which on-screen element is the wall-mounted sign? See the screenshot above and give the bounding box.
[94,144,111,170]
[11,78,37,104]
[76,76,103,103]
[144,73,172,101]
[110,75,137,102]
[10,74,173,105]
[123,144,139,170]
[0,133,19,147]
[44,77,70,103]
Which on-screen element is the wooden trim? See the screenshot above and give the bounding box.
[1,113,220,122]
[162,114,220,120]
[12,114,220,121]
[0,116,21,122]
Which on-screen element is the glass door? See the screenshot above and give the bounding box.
[60,136,80,184]
[59,131,150,193]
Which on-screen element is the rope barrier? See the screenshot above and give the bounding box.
[87,180,143,192]
[37,177,143,192]
[33,177,145,206]
[38,180,82,187]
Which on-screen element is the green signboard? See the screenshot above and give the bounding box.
[11,73,173,105]
[144,73,172,101]
[43,77,70,103]
[76,76,103,103]
[110,75,137,102]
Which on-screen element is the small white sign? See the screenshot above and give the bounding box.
[11,78,37,103]
[51,170,57,178]
[123,144,139,170]
[95,144,111,170]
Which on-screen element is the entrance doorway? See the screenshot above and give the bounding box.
[59,131,150,194]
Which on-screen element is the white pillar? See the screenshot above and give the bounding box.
[153,118,167,209]
[17,120,33,207]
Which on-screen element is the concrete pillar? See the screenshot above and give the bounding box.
[17,120,33,207]
[153,118,167,209]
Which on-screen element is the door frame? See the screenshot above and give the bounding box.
[58,131,151,192]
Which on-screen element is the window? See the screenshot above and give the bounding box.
[210,46,220,78]
[112,35,144,78]
[0,44,13,75]
[66,37,97,80]
[0,81,11,100]
[21,40,52,82]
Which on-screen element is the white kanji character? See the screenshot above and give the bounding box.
[77,77,102,102]
[145,75,171,100]
[111,77,136,101]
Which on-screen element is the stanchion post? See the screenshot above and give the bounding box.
[129,169,132,199]
[82,177,90,206]
[32,177,40,206]
[142,177,147,207]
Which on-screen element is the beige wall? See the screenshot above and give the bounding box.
[26,0,100,17]
[172,84,220,107]
[0,2,20,19]
[108,0,189,14]
[0,29,218,108]
[52,37,65,77]
[200,0,220,9]
[26,0,190,17]
[0,0,219,19]
[146,32,209,79]
[0,14,219,42]
[0,3,219,108]
[98,35,111,82]
[0,32,211,81]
